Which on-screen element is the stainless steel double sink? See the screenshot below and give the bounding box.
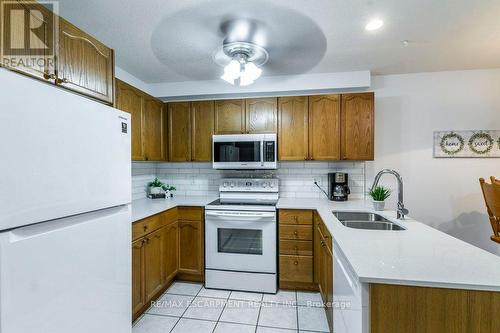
[333,211,406,231]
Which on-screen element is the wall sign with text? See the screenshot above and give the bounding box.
[433,130,500,158]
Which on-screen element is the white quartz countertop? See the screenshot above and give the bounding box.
[131,196,217,222]
[278,198,500,292]
[131,196,500,292]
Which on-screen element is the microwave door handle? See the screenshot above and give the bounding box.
[260,140,264,166]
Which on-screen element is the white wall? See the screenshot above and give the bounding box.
[367,69,500,255]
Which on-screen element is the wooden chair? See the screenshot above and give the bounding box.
[479,176,500,244]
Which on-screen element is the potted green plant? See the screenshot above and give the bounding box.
[147,178,176,197]
[368,186,391,211]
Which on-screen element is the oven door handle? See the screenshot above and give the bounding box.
[206,211,275,219]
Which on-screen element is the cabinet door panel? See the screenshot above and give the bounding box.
[341,93,374,160]
[143,98,165,161]
[163,221,178,283]
[132,238,145,319]
[191,101,214,161]
[115,79,144,161]
[57,18,114,104]
[144,228,164,301]
[278,97,309,160]
[1,1,55,80]
[178,220,203,276]
[168,102,191,161]
[279,255,313,283]
[245,98,277,133]
[309,95,341,160]
[214,99,245,134]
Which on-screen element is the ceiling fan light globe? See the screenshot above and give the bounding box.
[223,60,241,80]
[243,62,262,81]
[221,72,235,85]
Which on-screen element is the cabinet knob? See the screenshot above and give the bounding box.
[321,240,325,247]
[294,231,298,236]
[143,225,148,231]
[294,260,298,265]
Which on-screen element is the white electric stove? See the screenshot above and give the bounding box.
[205,178,279,293]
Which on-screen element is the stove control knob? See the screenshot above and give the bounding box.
[270,182,275,188]
[262,182,268,188]
[230,182,235,188]
[223,182,228,187]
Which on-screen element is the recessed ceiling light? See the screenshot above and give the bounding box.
[365,19,384,31]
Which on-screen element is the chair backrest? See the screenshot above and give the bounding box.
[479,177,500,243]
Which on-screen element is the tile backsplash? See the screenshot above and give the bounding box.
[132,161,366,201]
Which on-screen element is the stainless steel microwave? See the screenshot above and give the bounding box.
[212,134,277,169]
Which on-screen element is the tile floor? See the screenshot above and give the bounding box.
[133,281,331,333]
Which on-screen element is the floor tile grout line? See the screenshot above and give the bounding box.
[168,282,203,332]
[212,292,229,333]
[254,300,263,333]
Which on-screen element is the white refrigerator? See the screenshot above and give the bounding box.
[0,68,132,333]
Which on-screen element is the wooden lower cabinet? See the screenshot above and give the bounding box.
[370,284,500,333]
[278,209,316,290]
[163,221,178,284]
[143,228,164,301]
[132,207,204,321]
[132,238,145,319]
[178,208,204,281]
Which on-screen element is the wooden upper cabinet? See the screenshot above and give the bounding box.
[278,96,309,160]
[168,102,191,161]
[143,98,165,161]
[341,93,374,160]
[309,95,341,160]
[245,98,278,133]
[57,18,114,104]
[191,101,214,161]
[1,1,54,80]
[115,79,144,161]
[214,99,245,134]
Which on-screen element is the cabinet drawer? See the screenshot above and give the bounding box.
[280,240,313,256]
[279,255,313,283]
[279,209,313,225]
[178,207,203,221]
[279,225,313,241]
[132,214,163,241]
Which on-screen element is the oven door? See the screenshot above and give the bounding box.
[205,210,276,273]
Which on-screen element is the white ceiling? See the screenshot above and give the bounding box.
[57,0,500,84]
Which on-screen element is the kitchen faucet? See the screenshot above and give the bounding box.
[371,169,409,219]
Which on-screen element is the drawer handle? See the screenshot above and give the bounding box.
[143,225,148,231]
[294,216,298,222]
[321,240,325,247]
[294,260,298,265]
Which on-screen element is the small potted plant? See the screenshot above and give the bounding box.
[368,186,391,211]
[147,178,176,197]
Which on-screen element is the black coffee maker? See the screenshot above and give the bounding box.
[328,172,350,201]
